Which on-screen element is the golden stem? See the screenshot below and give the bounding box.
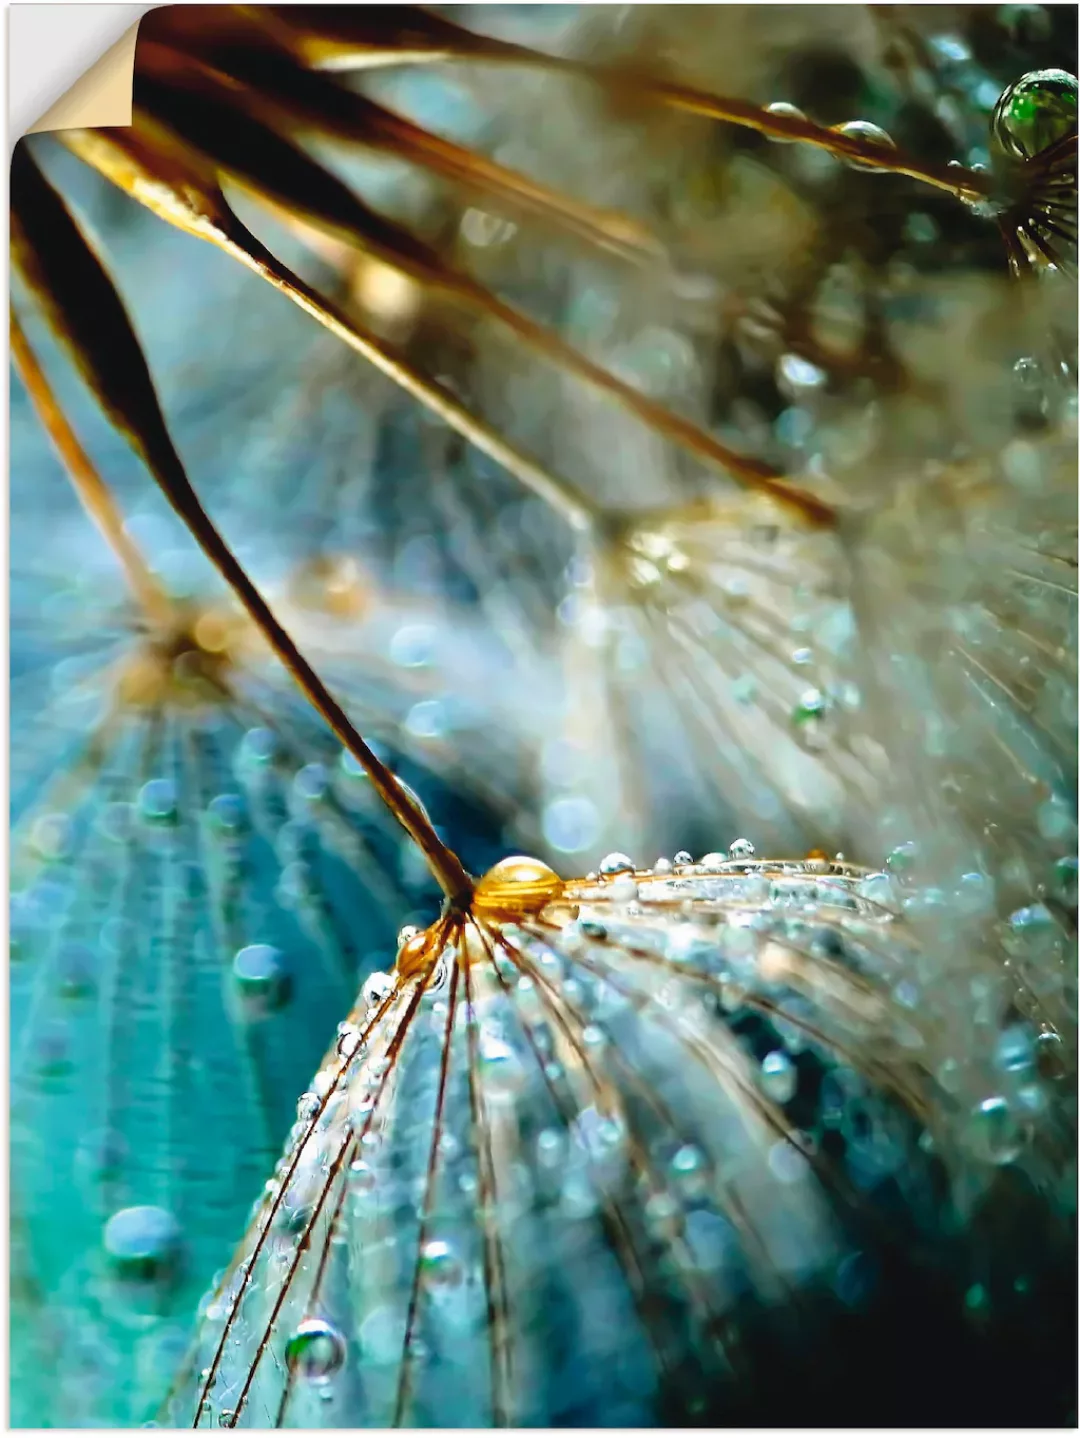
[10,309,173,630]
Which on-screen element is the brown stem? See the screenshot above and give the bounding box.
[613,73,990,202]
[10,309,173,630]
[272,12,991,205]
[152,449,475,907]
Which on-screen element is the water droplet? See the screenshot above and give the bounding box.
[478,1033,525,1098]
[778,352,827,393]
[138,778,178,824]
[599,851,634,876]
[760,1050,798,1103]
[673,851,693,866]
[792,688,827,725]
[240,726,278,766]
[996,1024,1036,1074]
[293,763,329,803]
[969,1095,1024,1164]
[609,874,638,903]
[764,101,807,140]
[830,119,897,170]
[350,1158,377,1193]
[405,699,446,740]
[886,841,918,874]
[337,1023,362,1059]
[56,942,97,999]
[362,971,396,1010]
[857,872,897,911]
[207,793,245,831]
[389,623,437,668]
[103,1206,181,1280]
[296,1091,321,1122]
[285,1316,346,1382]
[474,855,562,917]
[30,812,73,859]
[670,1142,706,1179]
[232,944,290,1010]
[728,838,756,860]
[1052,856,1078,907]
[991,69,1078,160]
[419,1238,462,1287]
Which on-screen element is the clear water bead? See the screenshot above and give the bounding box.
[610,874,639,903]
[831,119,898,170]
[760,1050,798,1103]
[138,778,178,823]
[599,851,635,876]
[285,1316,347,1382]
[419,1238,463,1287]
[968,1096,1024,1165]
[728,838,756,860]
[991,69,1078,160]
[103,1205,181,1279]
[362,971,396,1010]
[764,101,807,141]
[232,944,289,1008]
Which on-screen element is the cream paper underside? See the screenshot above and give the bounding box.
[23,13,143,134]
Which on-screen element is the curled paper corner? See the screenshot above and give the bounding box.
[11,5,156,139]
[26,22,140,134]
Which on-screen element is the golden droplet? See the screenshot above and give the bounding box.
[395,926,435,977]
[192,610,232,655]
[473,855,563,921]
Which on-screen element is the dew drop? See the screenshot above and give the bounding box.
[609,874,638,903]
[419,1238,463,1287]
[764,100,807,139]
[293,763,329,803]
[991,68,1078,160]
[207,793,245,832]
[285,1316,346,1382]
[760,1050,798,1103]
[831,119,897,170]
[478,1034,525,1098]
[239,726,278,766]
[995,1025,1035,1075]
[968,1095,1024,1165]
[474,855,562,917]
[362,971,396,1010]
[103,1205,181,1281]
[599,851,635,876]
[232,944,290,1010]
[138,778,178,824]
[728,837,756,860]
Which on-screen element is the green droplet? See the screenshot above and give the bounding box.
[792,688,826,725]
[285,1317,346,1381]
[991,69,1078,161]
